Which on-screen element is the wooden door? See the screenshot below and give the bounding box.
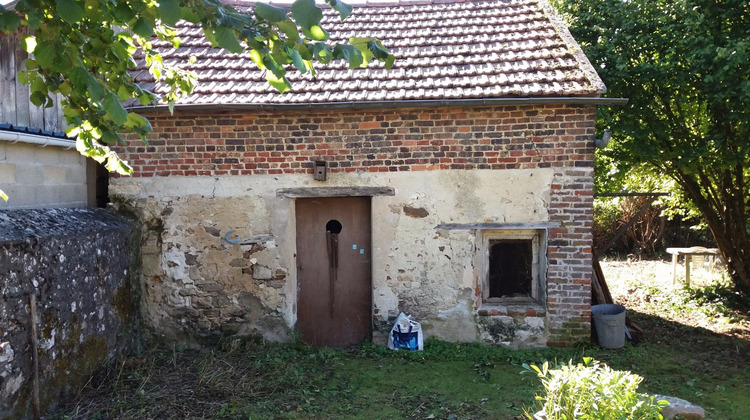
[296,197,372,347]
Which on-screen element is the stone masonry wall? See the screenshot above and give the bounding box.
[0,208,138,419]
[112,104,594,347]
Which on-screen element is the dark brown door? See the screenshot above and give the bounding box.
[296,197,372,347]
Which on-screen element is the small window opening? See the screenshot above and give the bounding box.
[326,219,342,234]
[481,229,544,305]
[488,240,533,298]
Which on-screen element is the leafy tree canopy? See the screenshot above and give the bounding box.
[554,0,750,293]
[0,0,393,186]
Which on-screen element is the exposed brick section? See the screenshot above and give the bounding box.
[546,162,594,343]
[117,103,595,346]
[119,104,595,177]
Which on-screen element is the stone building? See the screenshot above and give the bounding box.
[112,0,623,348]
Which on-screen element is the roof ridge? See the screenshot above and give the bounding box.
[224,0,500,9]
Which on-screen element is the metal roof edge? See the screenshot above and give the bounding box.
[127,97,629,113]
[1,1,18,11]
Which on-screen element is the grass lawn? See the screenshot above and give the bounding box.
[54,260,749,419]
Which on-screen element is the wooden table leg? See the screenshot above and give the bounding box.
[672,253,679,284]
[685,255,692,287]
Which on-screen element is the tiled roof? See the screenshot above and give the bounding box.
[131,0,605,107]
[0,123,70,140]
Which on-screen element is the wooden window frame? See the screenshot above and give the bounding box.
[480,229,547,305]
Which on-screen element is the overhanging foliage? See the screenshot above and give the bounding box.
[0,0,393,182]
[554,0,750,293]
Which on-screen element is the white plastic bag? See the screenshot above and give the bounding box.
[387,312,423,351]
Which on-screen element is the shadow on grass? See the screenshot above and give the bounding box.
[591,309,750,419]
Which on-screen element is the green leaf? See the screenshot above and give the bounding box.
[367,40,393,63]
[0,8,21,32]
[302,25,328,41]
[55,0,84,23]
[30,76,46,95]
[125,112,152,131]
[159,0,181,26]
[101,129,122,144]
[87,77,105,102]
[291,0,323,31]
[271,41,291,65]
[70,67,90,89]
[34,41,57,68]
[112,2,135,22]
[117,85,132,101]
[276,19,300,42]
[17,70,31,85]
[255,3,288,23]
[287,46,307,73]
[262,55,286,79]
[266,72,291,94]
[21,35,36,53]
[180,7,201,23]
[103,93,128,125]
[333,44,363,68]
[295,43,312,60]
[213,26,243,54]
[63,104,82,120]
[310,43,332,63]
[132,17,154,38]
[325,0,353,20]
[30,91,47,107]
[58,81,72,96]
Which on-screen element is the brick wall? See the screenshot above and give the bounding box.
[118,103,595,345]
[120,104,595,177]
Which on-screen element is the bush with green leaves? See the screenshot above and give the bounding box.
[523,358,667,420]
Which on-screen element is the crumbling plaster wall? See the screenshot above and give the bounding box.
[111,167,553,347]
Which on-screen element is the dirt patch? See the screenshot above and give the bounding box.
[600,258,750,357]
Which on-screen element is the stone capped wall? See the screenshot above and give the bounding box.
[0,208,138,419]
[112,104,594,348]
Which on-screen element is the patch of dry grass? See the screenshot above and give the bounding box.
[600,258,750,340]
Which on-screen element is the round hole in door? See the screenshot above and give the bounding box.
[326,219,342,234]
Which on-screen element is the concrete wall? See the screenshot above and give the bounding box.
[111,104,595,349]
[0,141,90,209]
[0,208,138,419]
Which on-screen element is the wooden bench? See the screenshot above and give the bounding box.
[666,247,722,286]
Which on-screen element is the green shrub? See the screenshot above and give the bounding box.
[523,358,667,419]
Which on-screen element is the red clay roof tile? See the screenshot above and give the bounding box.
[133,0,605,107]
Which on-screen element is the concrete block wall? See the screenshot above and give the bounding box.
[0,141,89,209]
[112,104,595,347]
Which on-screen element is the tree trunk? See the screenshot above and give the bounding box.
[676,170,750,295]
